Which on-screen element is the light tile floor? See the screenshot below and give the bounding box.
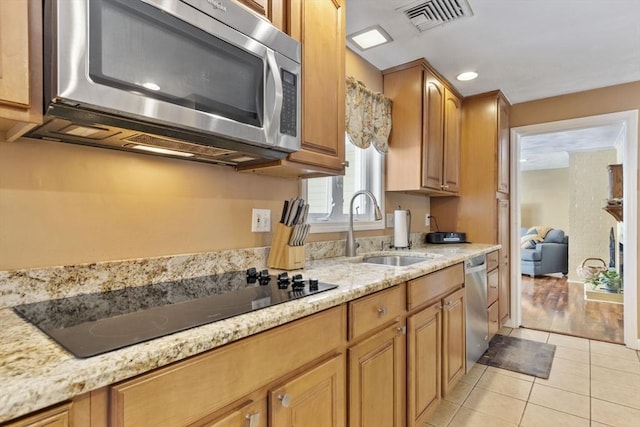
[425,327,640,427]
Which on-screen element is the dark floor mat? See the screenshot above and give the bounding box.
[477,334,556,379]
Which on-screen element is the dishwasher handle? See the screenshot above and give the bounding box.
[465,263,487,275]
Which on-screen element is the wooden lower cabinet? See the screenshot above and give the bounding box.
[407,303,441,426]
[348,321,406,427]
[109,307,344,427]
[2,404,71,427]
[442,288,465,397]
[406,264,466,426]
[270,355,345,427]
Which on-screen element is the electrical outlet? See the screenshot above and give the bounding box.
[425,214,431,226]
[386,213,394,228]
[251,209,271,232]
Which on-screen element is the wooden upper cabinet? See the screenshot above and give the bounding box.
[443,88,461,193]
[422,73,445,190]
[0,0,43,142]
[497,95,510,194]
[383,60,461,195]
[241,0,345,177]
[286,0,345,173]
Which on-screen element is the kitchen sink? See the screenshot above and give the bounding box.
[362,255,431,267]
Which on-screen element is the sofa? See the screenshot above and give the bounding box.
[521,227,569,277]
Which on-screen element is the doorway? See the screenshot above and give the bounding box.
[510,110,638,349]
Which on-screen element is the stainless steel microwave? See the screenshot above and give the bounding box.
[28,0,301,167]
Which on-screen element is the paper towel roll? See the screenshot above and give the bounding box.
[394,210,409,248]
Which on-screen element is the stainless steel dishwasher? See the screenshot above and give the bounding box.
[465,254,488,372]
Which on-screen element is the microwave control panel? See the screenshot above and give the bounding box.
[280,69,298,137]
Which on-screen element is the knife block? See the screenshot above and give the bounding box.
[267,223,305,270]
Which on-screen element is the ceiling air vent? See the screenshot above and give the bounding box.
[400,0,473,32]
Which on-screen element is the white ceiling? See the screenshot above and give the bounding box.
[346,0,640,105]
[520,121,625,171]
[346,0,639,169]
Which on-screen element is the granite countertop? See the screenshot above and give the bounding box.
[0,244,498,422]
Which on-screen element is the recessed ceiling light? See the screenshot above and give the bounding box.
[456,71,478,81]
[348,25,393,50]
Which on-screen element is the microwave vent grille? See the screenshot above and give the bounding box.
[124,134,235,158]
[399,0,473,32]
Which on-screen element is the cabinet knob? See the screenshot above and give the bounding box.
[245,412,261,427]
[377,306,388,316]
[397,326,407,335]
[278,393,292,408]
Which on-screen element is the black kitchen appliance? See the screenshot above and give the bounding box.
[426,232,468,244]
[13,269,337,358]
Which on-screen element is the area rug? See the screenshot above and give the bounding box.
[477,335,556,379]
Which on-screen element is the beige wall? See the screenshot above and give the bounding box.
[520,168,570,232]
[511,81,640,340]
[567,150,618,282]
[0,49,429,270]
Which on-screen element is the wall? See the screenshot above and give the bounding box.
[511,80,640,340]
[0,139,298,269]
[568,150,618,282]
[0,49,430,270]
[520,168,569,232]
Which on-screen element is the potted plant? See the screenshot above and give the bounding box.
[598,269,623,291]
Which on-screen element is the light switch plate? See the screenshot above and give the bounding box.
[386,213,394,228]
[251,209,271,232]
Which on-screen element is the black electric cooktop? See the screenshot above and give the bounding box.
[13,268,338,358]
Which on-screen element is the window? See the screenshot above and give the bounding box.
[303,138,384,232]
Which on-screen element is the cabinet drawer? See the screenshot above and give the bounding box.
[110,306,345,427]
[488,302,499,341]
[407,264,464,311]
[349,285,405,340]
[487,251,499,272]
[487,268,499,306]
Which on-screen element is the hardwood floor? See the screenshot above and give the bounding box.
[520,275,624,343]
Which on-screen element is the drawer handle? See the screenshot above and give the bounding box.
[489,285,498,289]
[278,394,292,408]
[377,306,388,316]
[245,412,261,427]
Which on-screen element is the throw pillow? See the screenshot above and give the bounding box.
[521,234,542,249]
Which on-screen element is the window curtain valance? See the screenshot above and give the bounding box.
[345,76,392,154]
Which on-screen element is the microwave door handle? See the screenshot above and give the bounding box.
[265,50,283,144]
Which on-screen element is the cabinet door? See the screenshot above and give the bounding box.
[270,355,345,427]
[497,198,510,325]
[443,88,461,194]
[348,322,406,427]
[286,0,345,172]
[497,96,510,194]
[0,0,42,141]
[442,288,465,397]
[407,303,441,427]
[0,0,30,109]
[235,0,284,29]
[488,302,500,341]
[421,71,444,190]
[4,404,70,427]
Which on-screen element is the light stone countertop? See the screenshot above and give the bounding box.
[0,244,498,423]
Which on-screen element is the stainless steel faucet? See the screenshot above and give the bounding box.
[346,190,383,257]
